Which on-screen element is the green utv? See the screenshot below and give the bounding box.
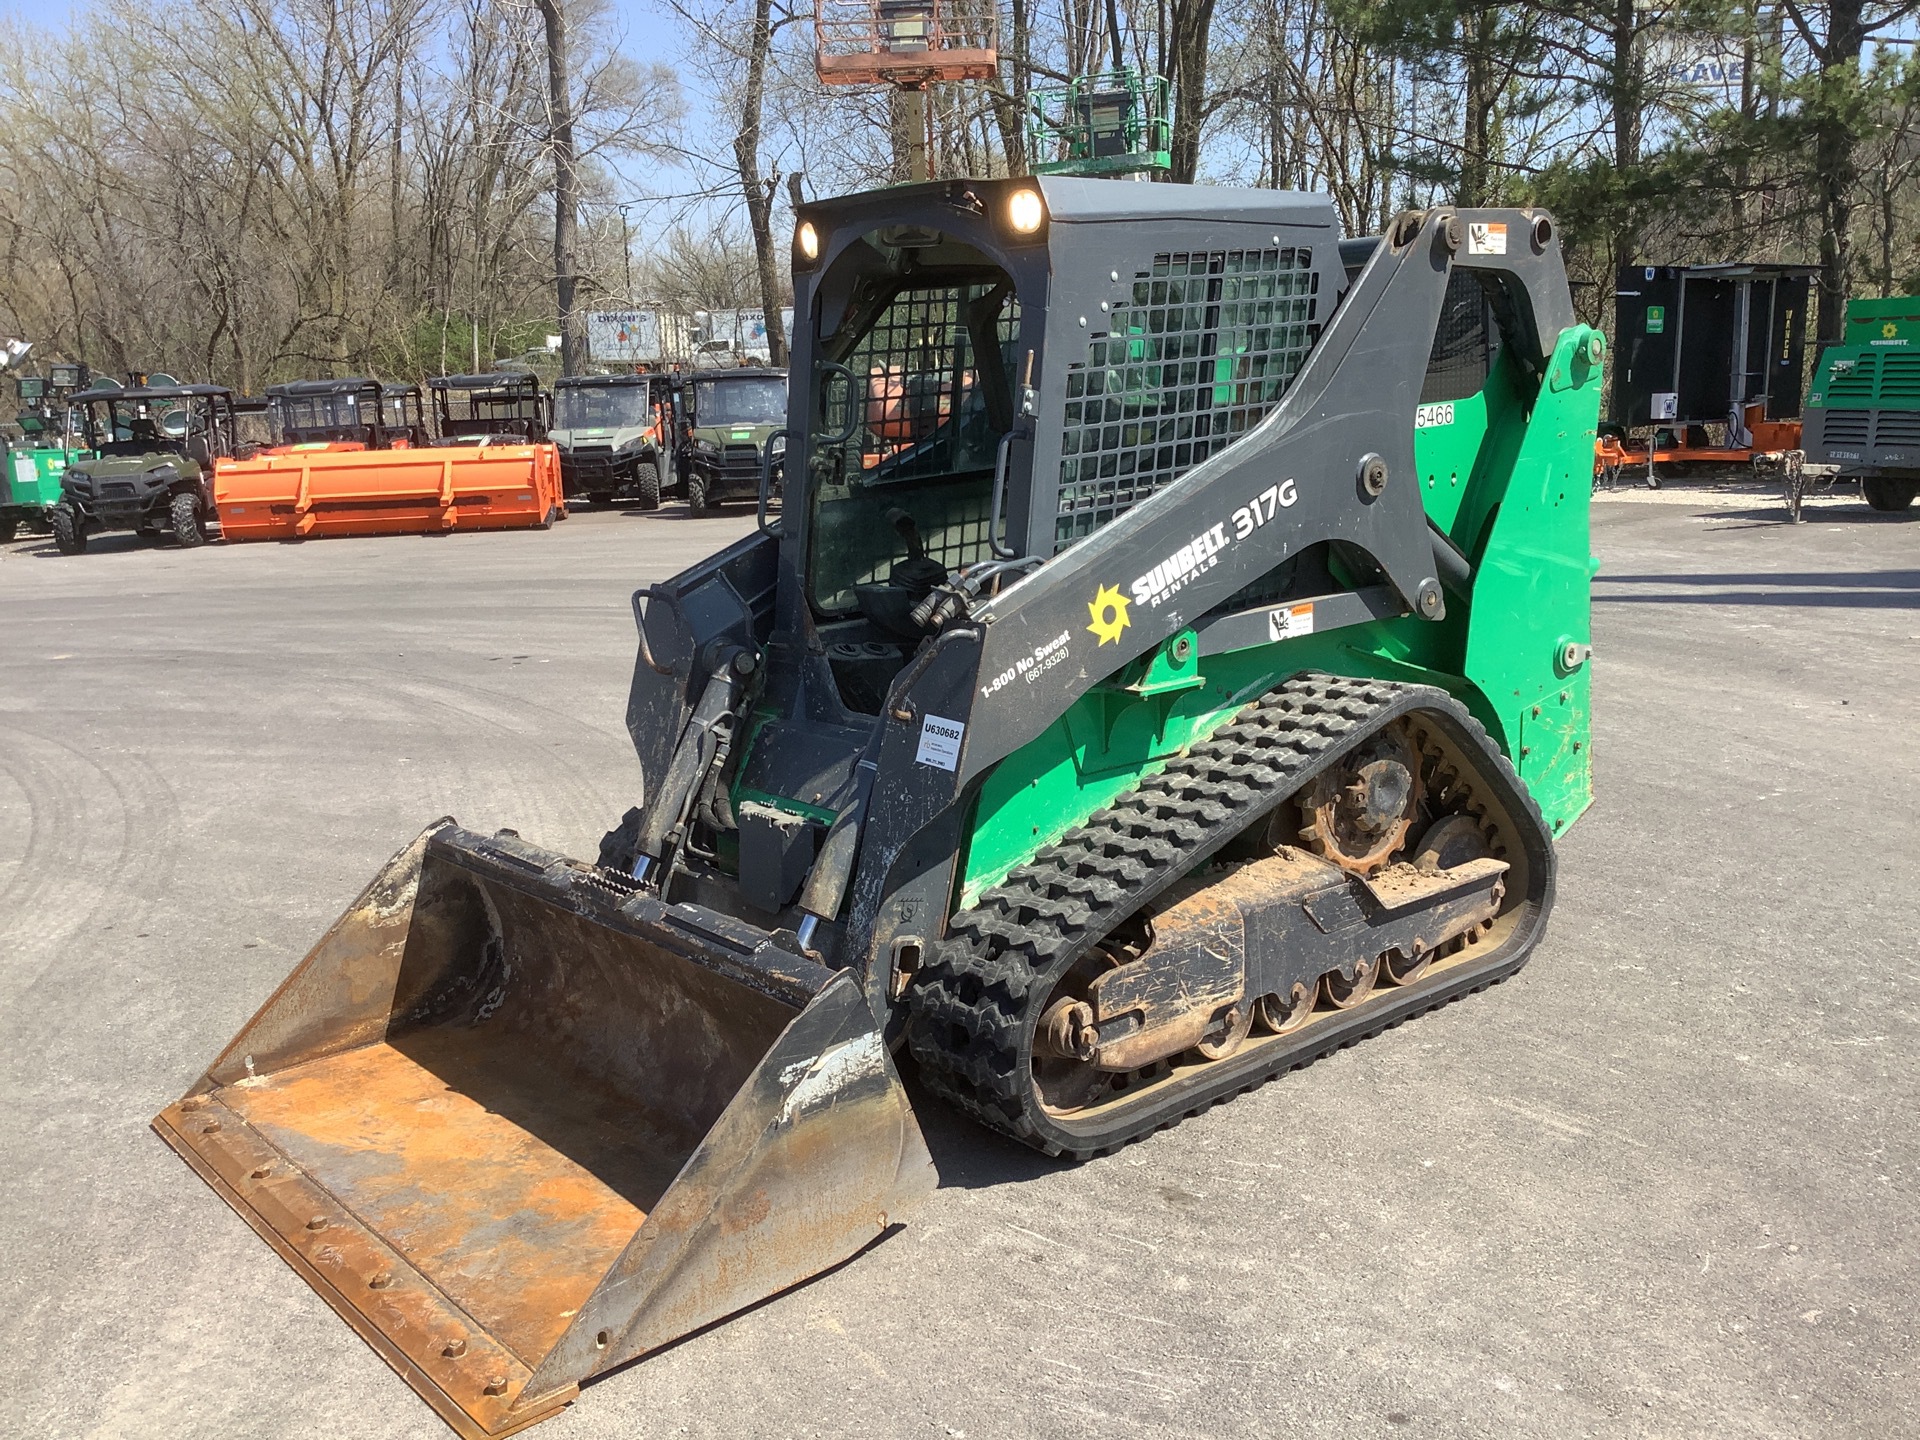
[1803,295,1920,511]
[50,383,239,553]
[677,365,787,510]
[551,371,678,507]
[2,370,91,542]
[155,178,1601,1438]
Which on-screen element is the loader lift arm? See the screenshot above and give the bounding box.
[834,207,1588,1004]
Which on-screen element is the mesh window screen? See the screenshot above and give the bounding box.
[828,282,1020,482]
[1054,248,1320,549]
[809,279,1019,612]
[1422,269,1502,404]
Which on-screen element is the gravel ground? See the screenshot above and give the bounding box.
[1,484,1914,1440]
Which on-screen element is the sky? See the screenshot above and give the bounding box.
[7,0,1915,236]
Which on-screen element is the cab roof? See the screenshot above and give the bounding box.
[687,367,787,382]
[81,383,234,402]
[553,372,672,388]
[430,373,543,392]
[268,377,419,398]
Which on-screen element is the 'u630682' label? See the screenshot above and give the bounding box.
[915,715,965,770]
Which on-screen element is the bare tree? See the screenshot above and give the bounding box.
[531,0,586,374]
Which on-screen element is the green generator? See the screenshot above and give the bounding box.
[2,372,91,541]
[1804,295,1920,510]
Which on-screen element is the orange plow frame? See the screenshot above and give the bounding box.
[215,444,565,541]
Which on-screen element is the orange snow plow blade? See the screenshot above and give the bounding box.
[153,822,935,1438]
[213,444,564,541]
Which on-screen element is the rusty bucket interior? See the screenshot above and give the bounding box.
[154,822,934,1439]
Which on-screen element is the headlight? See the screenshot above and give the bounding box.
[1007,187,1046,235]
[796,221,820,262]
[771,435,787,455]
[695,438,717,453]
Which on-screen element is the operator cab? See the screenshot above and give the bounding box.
[797,225,1024,709]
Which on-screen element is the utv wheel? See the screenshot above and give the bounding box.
[688,474,712,513]
[49,505,85,555]
[170,491,206,547]
[634,460,661,511]
[1863,476,1919,512]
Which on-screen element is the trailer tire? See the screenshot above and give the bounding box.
[634,460,661,511]
[1862,476,1919,512]
[49,504,85,555]
[170,491,206,547]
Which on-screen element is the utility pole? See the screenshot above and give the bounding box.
[620,205,634,301]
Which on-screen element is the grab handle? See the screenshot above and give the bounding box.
[758,429,789,535]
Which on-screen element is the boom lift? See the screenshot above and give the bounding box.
[814,0,998,180]
[1026,67,1171,178]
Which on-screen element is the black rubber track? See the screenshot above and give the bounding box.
[906,671,1557,1159]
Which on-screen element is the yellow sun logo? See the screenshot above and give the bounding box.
[1087,584,1131,645]
[1885,321,1900,339]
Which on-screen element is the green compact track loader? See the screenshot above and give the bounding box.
[156,178,1601,1438]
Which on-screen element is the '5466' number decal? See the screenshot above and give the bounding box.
[1231,478,1300,539]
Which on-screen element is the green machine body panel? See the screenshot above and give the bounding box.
[1805,294,1920,479]
[2,444,90,533]
[957,324,1603,906]
[1840,295,1920,348]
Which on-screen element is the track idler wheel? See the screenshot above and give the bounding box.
[1381,944,1432,985]
[1323,954,1382,1009]
[1254,981,1315,1035]
[1192,1000,1252,1061]
[1033,995,1110,1114]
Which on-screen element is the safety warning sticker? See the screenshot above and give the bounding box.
[1267,602,1316,642]
[1467,221,1508,255]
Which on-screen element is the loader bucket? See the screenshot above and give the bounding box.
[153,822,935,1439]
[213,444,564,541]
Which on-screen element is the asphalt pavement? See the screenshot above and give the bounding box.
[1,484,1914,1440]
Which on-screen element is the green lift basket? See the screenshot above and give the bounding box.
[1025,68,1171,178]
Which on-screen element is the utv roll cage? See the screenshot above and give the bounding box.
[268,377,430,449]
[78,384,239,465]
[428,373,551,445]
